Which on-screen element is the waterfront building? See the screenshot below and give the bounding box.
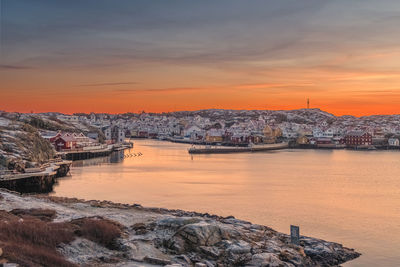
[54,135,77,151]
[388,138,400,147]
[183,125,204,140]
[344,131,372,147]
[205,129,223,142]
[103,126,125,143]
[297,135,309,145]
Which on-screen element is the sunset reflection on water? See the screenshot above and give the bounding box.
[52,139,400,266]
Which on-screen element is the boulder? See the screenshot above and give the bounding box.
[175,222,225,249]
[157,217,201,230]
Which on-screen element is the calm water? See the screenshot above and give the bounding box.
[52,139,400,266]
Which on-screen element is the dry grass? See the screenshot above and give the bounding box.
[0,209,124,266]
[0,217,77,267]
[10,208,56,221]
[3,242,77,267]
[71,217,123,249]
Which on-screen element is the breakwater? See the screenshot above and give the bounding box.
[188,142,289,154]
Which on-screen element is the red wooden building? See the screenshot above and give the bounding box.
[344,131,372,147]
[54,136,77,151]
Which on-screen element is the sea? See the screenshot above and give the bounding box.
[51,139,400,266]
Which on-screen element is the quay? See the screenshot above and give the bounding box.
[58,142,133,161]
[0,142,134,193]
[188,142,289,154]
[0,159,72,193]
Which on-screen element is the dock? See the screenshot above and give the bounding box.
[0,159,72,193]
[57,142,133,161]
[188,142,289,154]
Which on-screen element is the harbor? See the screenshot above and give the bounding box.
[50,139,400,266]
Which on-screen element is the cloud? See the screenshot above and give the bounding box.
[236,83,314,89]
[113,87,204,94]
[78,82,138,87]
[0,64,33,70]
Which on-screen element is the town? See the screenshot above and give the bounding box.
[34,108,400,149]
[2,108,400,154]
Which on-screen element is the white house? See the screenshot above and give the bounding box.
[388,138,400,147]
[183,125,204,139]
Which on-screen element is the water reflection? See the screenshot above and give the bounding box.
[110,150,125,163]
[72,150,126,167]
[51,139,400,267]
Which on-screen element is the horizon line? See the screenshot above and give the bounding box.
[2,107,400,118]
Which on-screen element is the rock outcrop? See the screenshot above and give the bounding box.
[0,190,360,266]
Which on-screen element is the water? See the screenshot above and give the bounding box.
[52,139,400,266]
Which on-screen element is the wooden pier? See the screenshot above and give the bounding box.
[58,142,133,161]
[0,160,72,193]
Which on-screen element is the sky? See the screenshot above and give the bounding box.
[1,0,400,116]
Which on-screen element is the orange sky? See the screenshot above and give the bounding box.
[1,1,400,116]
[2,59,400,116]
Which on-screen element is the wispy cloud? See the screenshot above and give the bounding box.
[79,82,138,87]
[236,82,314,89]
[113,87,204,94]
[0,64,33,70]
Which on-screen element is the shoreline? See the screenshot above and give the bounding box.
[0,189,361,267]
[0,189,360,266]
[133,137,400,152]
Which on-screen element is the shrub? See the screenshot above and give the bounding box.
[0,219,75,248]
[10,208,57,222]
[0,217,77,267]
[3,242,77,267]
[71,217,123,249]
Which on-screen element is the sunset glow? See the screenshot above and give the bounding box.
[1,0,400,116]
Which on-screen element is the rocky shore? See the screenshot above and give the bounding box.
[0,189,360,267]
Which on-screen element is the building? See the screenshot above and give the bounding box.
[41,131,61,143]
[296,135,309,145]
[344,131,372,147]
[205,129,223,142]
[183,125,204,140]
[103,126,125,143]
[54,135,77,151]
[388,138,400,147]
[72,132,96,148]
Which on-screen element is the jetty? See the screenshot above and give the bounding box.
[0,159,72,193]
[188,142,289,154]
[57,142,133,161]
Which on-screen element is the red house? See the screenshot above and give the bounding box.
[345,131,372,147]
[54,136,77,151]
[48,132,62,143]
